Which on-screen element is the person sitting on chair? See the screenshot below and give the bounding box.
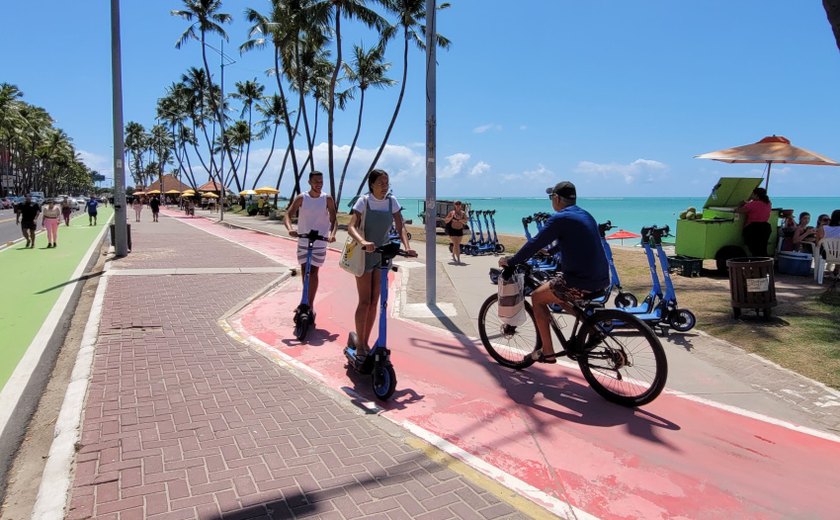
[792,212,817,253]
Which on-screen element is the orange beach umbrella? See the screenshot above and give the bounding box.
[695,135,839,191]
[606,229,641,246]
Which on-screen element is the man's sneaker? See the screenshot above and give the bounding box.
[25,239,30,248]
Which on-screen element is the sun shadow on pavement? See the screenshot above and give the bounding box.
[34,270,105,294]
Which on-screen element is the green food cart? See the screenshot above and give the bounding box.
[675,177,780,271]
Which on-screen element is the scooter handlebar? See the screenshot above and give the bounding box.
[299,229,330,243]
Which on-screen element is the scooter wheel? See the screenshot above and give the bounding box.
[614,292,638,309]
[372,363,397,400]
[669,309,696,332]
[294,313,310,341]
[494,243,506,254]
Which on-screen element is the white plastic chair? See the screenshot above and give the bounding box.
[813,238,840,284]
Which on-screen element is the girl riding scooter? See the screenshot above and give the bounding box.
[346,170,417,360]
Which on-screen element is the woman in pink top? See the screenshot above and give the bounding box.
[735,187,772,256]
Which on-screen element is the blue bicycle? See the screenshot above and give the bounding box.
[344,242,414,400]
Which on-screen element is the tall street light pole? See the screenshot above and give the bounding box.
[110,0,128,256]
[425,0,437,306]
[205,41,236,222]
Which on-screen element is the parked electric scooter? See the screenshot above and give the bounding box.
[292,229,329,341]
[485,210,505,254]
[598,221,638,308]
[344,242,414,400]
[620,226,695,333]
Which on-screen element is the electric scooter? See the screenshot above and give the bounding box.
[621,226,695,333]
[598,221,638,308]
[485,210,505,253]
[292,229,329,341]
[344,242,413,400]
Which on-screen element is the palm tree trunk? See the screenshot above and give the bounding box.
[337,88,365,209]
[355,26,410,197]
[295,41,315,179]
[273,48,301,188]
[327,7,342,201]
[825,0,840,52]
[251,123,279,187]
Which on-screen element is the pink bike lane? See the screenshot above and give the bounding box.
[179,212,840,519]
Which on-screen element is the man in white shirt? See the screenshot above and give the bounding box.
[284,172,338,319]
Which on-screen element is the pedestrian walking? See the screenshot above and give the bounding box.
[284,171,338,321]
[42,199,61,247]
[85,196,99,226]
[133,197,143,222]
[61,196,73,226]
[15,194,41,248]
[149,195,161,222]
[444,200,468,264]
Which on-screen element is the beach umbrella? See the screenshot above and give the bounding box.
[240,189,257,196]
[202,192,219,198]
[132,191,145,197]
[695,135,839,191]
[165,189,182,195]
[606,229,641,246]
[181,189,195,196]
[146,189,161,195]
[254,186,279,195]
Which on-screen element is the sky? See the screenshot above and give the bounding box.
[4,1,840,199]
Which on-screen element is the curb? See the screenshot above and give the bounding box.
[0,218,111,500]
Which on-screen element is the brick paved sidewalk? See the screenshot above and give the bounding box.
[65,214,532,519]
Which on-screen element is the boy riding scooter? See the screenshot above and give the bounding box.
[284,171,338,326]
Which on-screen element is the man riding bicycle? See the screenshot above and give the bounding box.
[499,181,610,364]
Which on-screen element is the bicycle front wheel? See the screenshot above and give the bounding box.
[577,309,667,407]
[477,294,539,369]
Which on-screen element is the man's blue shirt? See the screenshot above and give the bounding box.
[508,205,609,291]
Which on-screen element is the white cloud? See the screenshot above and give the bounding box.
[469,161,490,177]
[473,123,502,134]
[501,164,553,183]
[439,153,471,179]
[78,149,112,177]
[574,158,668,184]
[519,125,528,131]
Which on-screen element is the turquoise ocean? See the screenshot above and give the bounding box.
[397,197,840,238]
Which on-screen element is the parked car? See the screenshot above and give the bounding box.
[54,196,79,210]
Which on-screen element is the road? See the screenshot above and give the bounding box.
[0,207,85,246]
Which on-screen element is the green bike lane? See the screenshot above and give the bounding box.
[0,207,113,391]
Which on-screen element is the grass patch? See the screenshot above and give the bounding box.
[610,247,840,389]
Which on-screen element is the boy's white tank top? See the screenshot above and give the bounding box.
[297,192,330,240]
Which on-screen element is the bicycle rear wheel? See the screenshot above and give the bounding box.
[576,309,667,407]
[477,294,538,369]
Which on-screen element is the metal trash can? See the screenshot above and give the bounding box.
[726,257,776,319]
[110,223,132,251]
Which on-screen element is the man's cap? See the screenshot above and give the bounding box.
[546,181,576,201]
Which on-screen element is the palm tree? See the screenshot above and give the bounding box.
[230,79,265,189]
[124,121,148,187]
[172,0,235,202]
[0,83,25,180]
[353,0,451,198]
[241,4,303,197]
[336,43,393,208]
[306,0,387,200]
